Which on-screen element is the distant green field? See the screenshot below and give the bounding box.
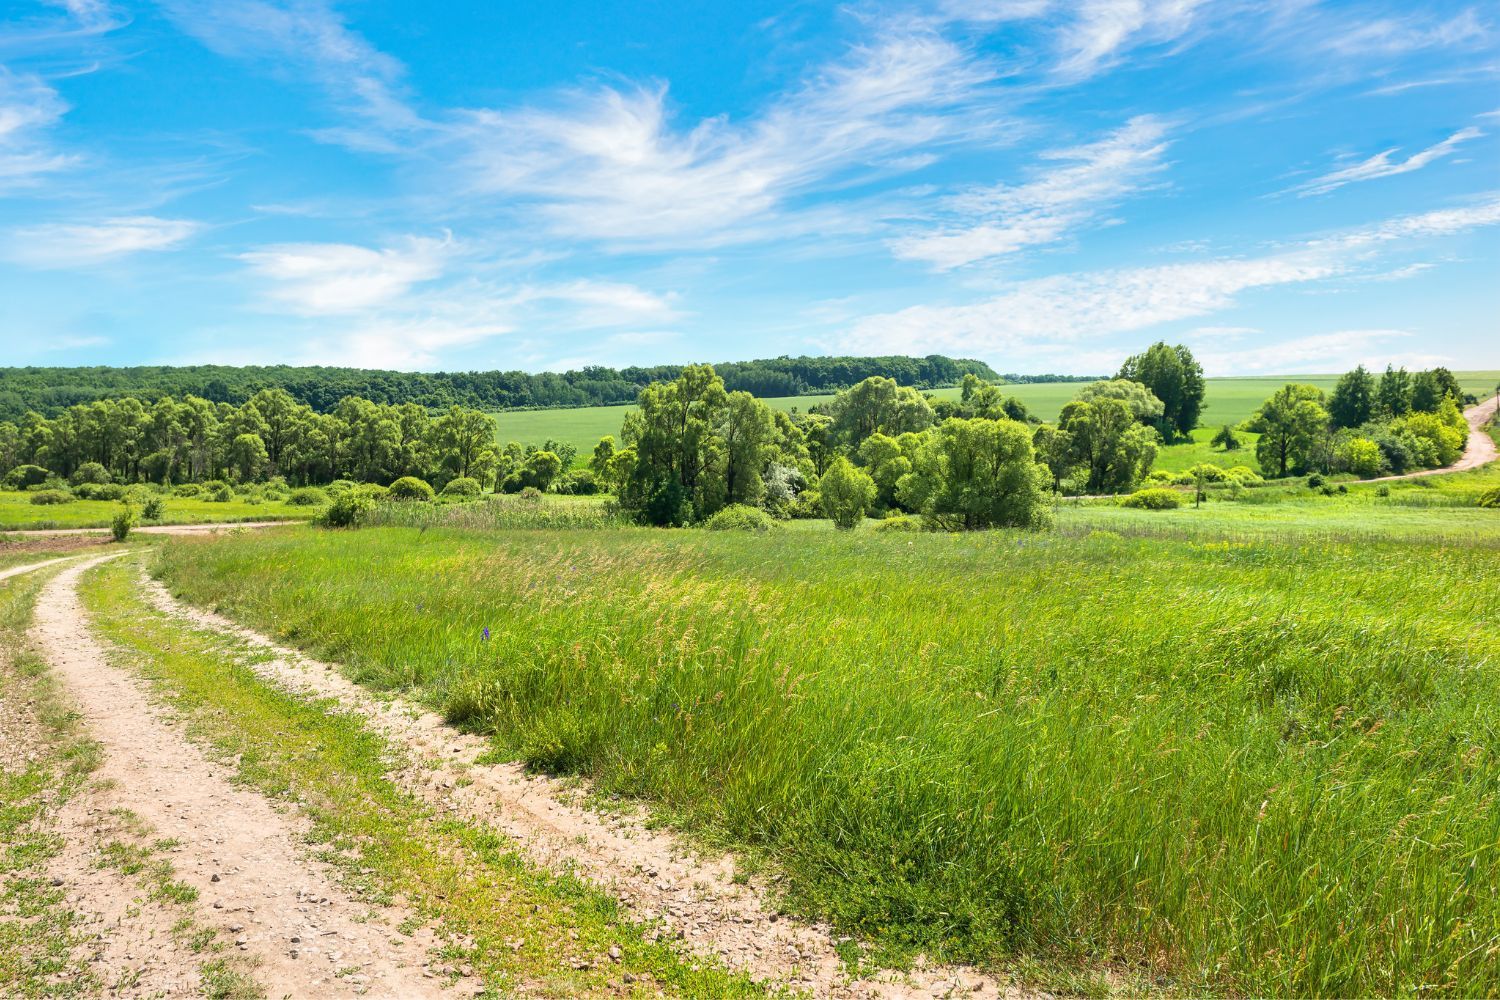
[492,372,1500,473]
[0,492,316,531]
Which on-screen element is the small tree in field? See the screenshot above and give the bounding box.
[819,457,876,530]
[1210,424,1240,451]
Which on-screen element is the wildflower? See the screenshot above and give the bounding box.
[482,627,491,641]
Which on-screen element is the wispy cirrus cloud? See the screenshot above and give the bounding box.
[1052,0,1207,80]
[238,235,453,314]
[452,28,1000,247]
[844,195,1500,359]
[890,114,1170,269]
[0,68,76,190]
[1321,7,1489,57]
[4,215,201,267]
[1294,126,1483,196]
[158,0,426,149]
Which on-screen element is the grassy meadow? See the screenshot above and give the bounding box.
[152,483,1500,997]
[491,372,1500,473]
[0,492,318,531]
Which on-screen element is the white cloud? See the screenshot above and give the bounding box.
[844,196,1500,357]
[159,0,425,146]
[0,68,76,190]
[452,28,997,246]
[1322,8,1489,57]
[1053,0,1207,79]
[6,216,200,266]
[238,235,452,313]
[1191,329,1451,376]
[1295,127,1484,196]
[890,115,1170,268]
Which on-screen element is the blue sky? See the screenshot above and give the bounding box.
[1,0,1497,376]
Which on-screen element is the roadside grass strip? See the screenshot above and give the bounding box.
[79,555,769,999]
[1,565,257,999]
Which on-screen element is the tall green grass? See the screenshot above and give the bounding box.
[154,514,1500,996]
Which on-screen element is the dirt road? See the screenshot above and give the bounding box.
[25,554,443,998]
[1359,394,1498,483]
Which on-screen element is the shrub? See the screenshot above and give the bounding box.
[387,476,435,501]
[790,488,822,519]
[211,484,233,502]
[1376,484,1391,498]
[287,486,327,506]
[317,491,375,528]
[1306,473,1325,489]
[357,483,389,502]
[326,479,358,496]
[703,504,776,532]
[1187,463,1227,483]
[552,469,599,496]
[3,465,50,490]
[1121,487,1182,510]
[440,476,483,499]
[173,483,202,497]
[1145,469,1176,486]
[819,457,877,530]
[111,505,136,542]
[518,486,543,502]
[29,489,73,505]
[1224,466,1264,487]
[142,496,166,521]
[74,482,125,501]
[874,514,923,532]
[69,461,112,486]
[1477,486,1500,509]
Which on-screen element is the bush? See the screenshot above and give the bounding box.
[439,476,483,499]
[210,484,233,502]
[142,496,166,521]
[1187,463,1227,483]
[553,469,599,496]
[702,504,776,532]
[1376,484,1391,498]
[3,465,50,490]
[1145,469,1176,486]
[357,483,389,502]
[74,482,125,501]
[317,491,375,528]
[790,488,822,519]
[1224,466,1264,487]
[29,489,74,505]
[69,461,112,486]
[111,505,136,542]
[1477,486,1500,509]
[518,486,543,502]
[326,479,358,496]
[874,514,923,532]
[387,476,435,501]
[286,487,327,506]
[1306,473,1325,489]
[1121,487,1182,510]
[819,457,877,530]
[173,483,202,497]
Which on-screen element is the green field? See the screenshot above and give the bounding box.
[493,372,1500,474]
[0,492,317,531]
[152,471,1500,997]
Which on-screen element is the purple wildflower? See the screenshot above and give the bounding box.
[482,627,491,641]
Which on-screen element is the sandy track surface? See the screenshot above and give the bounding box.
[29,555,445,999]
[144,572,1023,999]
[10,520,298,538]
[1360,395,1498,483]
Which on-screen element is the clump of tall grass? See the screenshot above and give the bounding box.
[154,513,1500,996]
[364,494,624,531]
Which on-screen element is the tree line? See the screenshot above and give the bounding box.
[584,341,1207,531]
[0,390,501,490]
[0,355,1004,421]
[1243,365,1470,478]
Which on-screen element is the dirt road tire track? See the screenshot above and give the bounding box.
[141,570,1026,1000]
[27,554,446,1000]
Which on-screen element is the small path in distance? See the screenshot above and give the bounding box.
[10,519,298,538]
[1359,395,1498,483]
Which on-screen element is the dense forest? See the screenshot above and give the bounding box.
[0,355,1018,420]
